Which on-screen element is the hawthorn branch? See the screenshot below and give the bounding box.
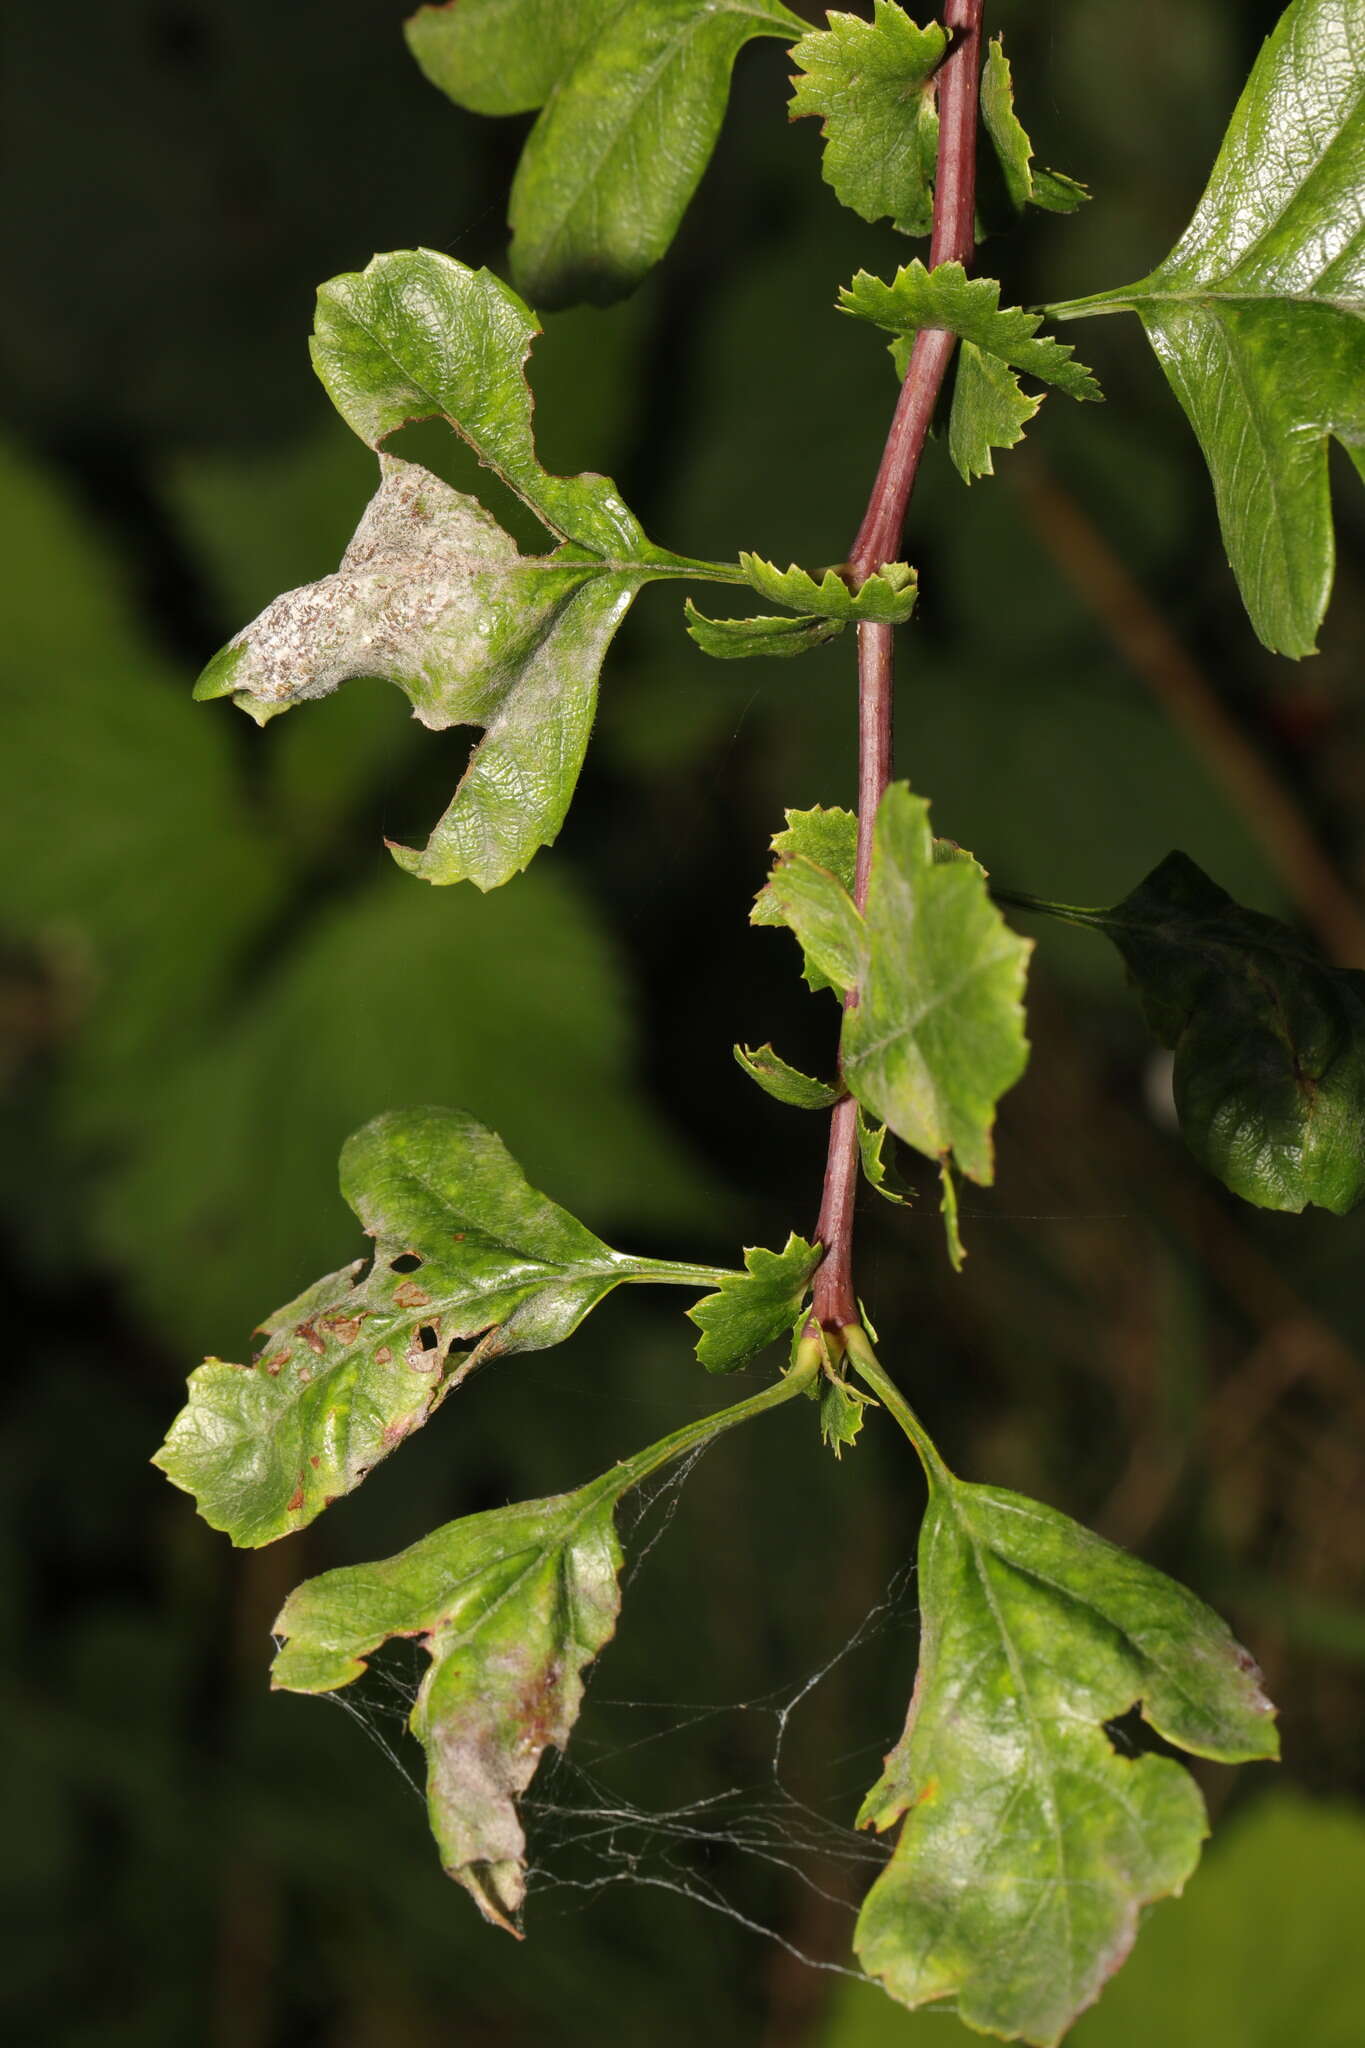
[810,0,985,1332]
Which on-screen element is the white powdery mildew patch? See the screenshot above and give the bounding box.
[221,455,529,718]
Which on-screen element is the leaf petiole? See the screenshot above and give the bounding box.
[842,1324,950,1488]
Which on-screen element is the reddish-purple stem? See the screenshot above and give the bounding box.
[810,0,985,1333]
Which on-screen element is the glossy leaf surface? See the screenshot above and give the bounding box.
[688,1234,820,1373]
[405,0,806,308]
[1048,0,1365,655]
[843,261,1101,400]
[154,1106,723,1545]
[734,1042,842,1110]
[1026,853,1365,1215]
[768,787,1031,1188]
[851,1357,1279,2045]
[788,5,947,237]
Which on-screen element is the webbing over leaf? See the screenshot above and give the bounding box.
[271,1350,822,1931]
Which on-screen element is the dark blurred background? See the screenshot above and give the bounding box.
[3,2,1363,2043]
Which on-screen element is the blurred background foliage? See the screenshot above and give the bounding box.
[2,2,1364,2042]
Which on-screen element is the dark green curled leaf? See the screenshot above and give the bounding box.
[271,1349,821,1930]
[405,0,807,308]
[153,1105,727,1545]
[689,1234,821,1372]
[1016,852,1365,1215]
[683,600,843,660]
[734,1043,842,1110]
[788,4,947,237]
[1048,0,1365,656]
[846,1337,1279,2046]
[201,251,744,886]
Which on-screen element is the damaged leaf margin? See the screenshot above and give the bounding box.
[270,1344,821,1931]
[153,1105,731,1547]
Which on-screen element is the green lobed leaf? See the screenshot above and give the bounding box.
[765,854,865,998]
[734,1043,842,1110]
[270,1349,820,1930]
[819,1375,875,1458]
[405,0,807,309]
[842,260,1102,400]
[768,788,1031,1196]
[845,790,1031,1186]
[1020,852,1365,1216]
[948,341,1043,483]
[847,1342,1279,2047]
[1048,0,1365,656]
[788,4,947,238]
[683,599,844,659]
[820,1791,1365,2046]
[978,34,1088,217]
[752,804,858,994]
[202,252,742,885]
[154,1106,725,1545]
[688,1233,821,1373]
[856,1108,909,1206]
[740,552,919,623]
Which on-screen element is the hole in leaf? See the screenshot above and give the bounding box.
[1102,1705,1185,1763]
[416,1325,440,1353]
[390,1253,423,1274]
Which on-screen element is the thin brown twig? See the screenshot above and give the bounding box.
[811,0,986,1330]
[1015,452,1365,966]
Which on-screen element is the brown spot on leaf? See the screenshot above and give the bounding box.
[287,1484,306,1512]
[309,1455,320,1468]
[394,1280,432,1310]
[375,1346,393,1366]
[295,1320,326,1356]
[323,1313,364,1344]
[914,1776,939,1808]
[260,1349,290,1376]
